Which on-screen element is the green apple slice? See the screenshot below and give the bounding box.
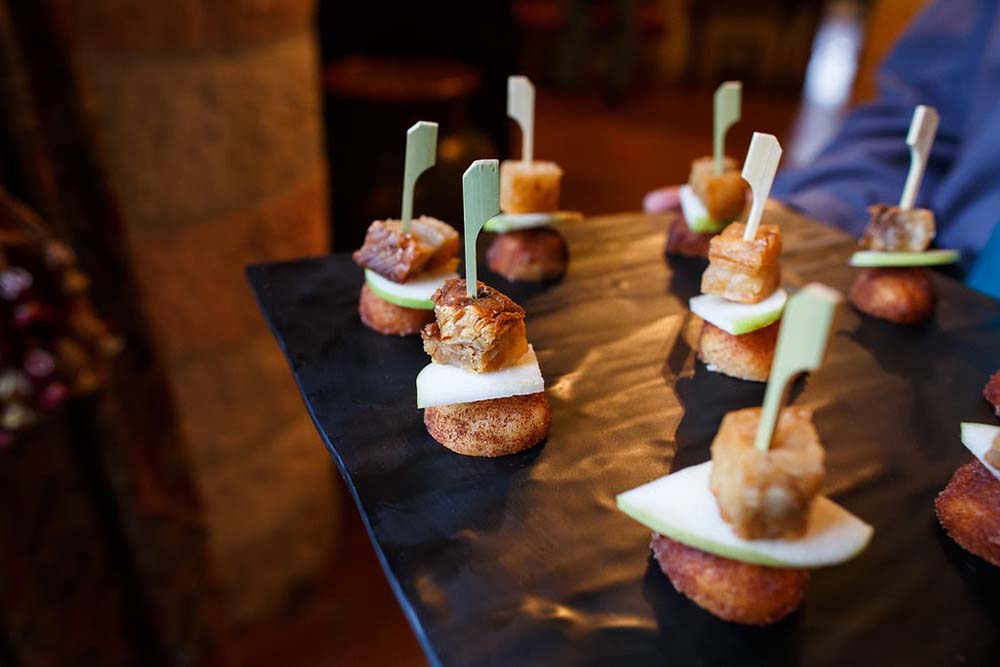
[483,211,582,233]
[616,461,874,568]
[689,289,787,336]
[364,267,457,310]
[849,249,960,267]
[416,346,544,408]
[961,422,1000,481]
[679,184,728,233]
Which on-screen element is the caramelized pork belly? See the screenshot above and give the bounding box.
[353,216,459,283]
[860,204,935,252]
[422,279,529,372]
[500,160,563,214]
[710,407,825,540]
[701,223,782,304]
[688,156,748,222]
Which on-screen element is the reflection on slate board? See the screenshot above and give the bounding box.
[248,213,1000,667]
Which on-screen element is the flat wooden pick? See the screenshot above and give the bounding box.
[401,121,439,233]
[713,81,742,176]
[741,132,783,241]
[508,75,535,163]
[899,105,939,210]
[462,160,500,298]
[754,284,843,451]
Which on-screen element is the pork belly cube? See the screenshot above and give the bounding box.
[500,160,563,214]
[353,216,459,283]
[860,204,936,252]
[710,407,825,540]
[701,223,782,304]
[422,279,529,373]
[688,156,747,222]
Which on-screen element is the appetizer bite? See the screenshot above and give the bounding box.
[985,370,1000,416]
[417,160,551,456]
[847,106,959,324]
[619,285,873,625]
[690,133,786,382]
[667,82,749,258]
[935,422,1000,566]
[353,122,459,335]
[485,76,579,282]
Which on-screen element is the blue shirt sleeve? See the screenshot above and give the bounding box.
[771,0,992,236]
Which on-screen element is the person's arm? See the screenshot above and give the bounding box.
[772,0,995,235]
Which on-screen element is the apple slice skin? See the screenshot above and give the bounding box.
[961,422,1000,481]
[849,249,960,267]
[364,268,456,310]
[616,462,874,569]
[690,289,787,336]
[679,185,729,233]
[484,211,581,233]
[416,346,545,408]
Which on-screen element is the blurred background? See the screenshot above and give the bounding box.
[0,0,923,664]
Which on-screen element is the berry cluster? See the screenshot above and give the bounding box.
[0,221,120,447]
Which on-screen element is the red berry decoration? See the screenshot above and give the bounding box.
[0,209,120,445]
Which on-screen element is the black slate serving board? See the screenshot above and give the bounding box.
[248,213,1000,666]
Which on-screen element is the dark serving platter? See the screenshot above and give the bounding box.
[248,212,1000,666]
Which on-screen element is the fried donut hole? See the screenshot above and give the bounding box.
[358,284,433,336]
[985,370,1000,417]
[935,459,1000,567]
[688,156,749,223]
[500,160,563,214]
[487,228,568,282]
[651,533,808,625]
[710,407,825,540]
[665,212,713,258]
[698,319,779,382]
[848,267,935,324]
[424,392,552,457]
[701,223,782,304]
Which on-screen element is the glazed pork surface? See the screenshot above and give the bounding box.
[701,222,782,304]
[353,216,458,283]
[860,204,935,252]
[710,406,825,540]
[688,155,747,222]
[422,279,529,373]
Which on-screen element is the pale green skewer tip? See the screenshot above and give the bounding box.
[401,121,439,233]
[741,132,783,242]
[508,76,535,164]
[713,81,741,176]
[462,160,500,298]
[754,283,843,452]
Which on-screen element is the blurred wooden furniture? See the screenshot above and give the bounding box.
[325,56,495,251]
[852,0,928,102]
[688,0,822,87]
